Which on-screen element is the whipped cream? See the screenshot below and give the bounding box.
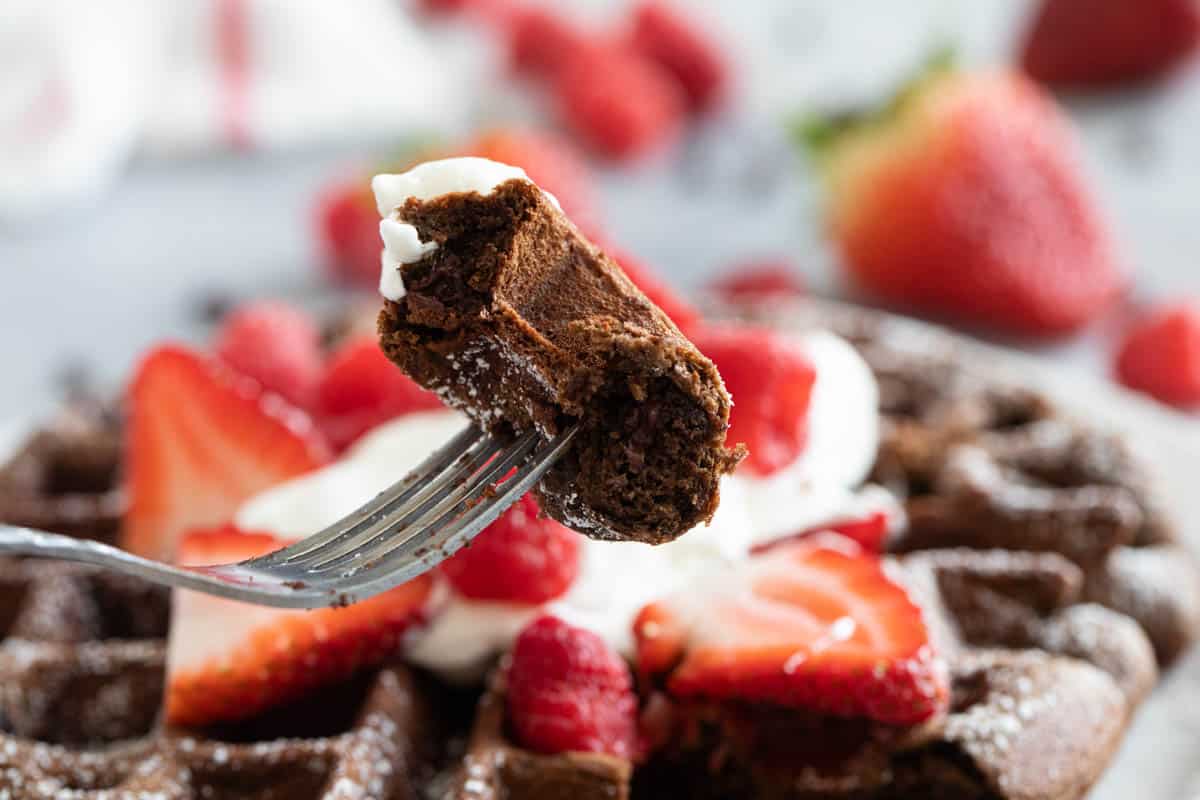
[372,157,548,302]
[235,331,886,681]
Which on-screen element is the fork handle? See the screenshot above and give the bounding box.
[0,525,341,608]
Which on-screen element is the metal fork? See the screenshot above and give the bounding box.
[0,423,578,609]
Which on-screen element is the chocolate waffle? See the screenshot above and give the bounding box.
[0,398,124,544]
[0,551,460,799]
[2,296,1195,799]
[713,297,1200,666]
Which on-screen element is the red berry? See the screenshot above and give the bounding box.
[608,247,701,333]
[441,495,581,603]
[214,302,323,409]
[166,525,432,727]
[1115,301,1200,408]
[555,47,684,160]
[315,178,382,288]
[709,260,806,301]
[691,325,817,476]
[753,509,897,555]
[1022,0,1200,88]
[820,70,1125,338]
[122,347,331,560]
[315,336,444,451]
[507,6,590,79]
[507,616,639,758]
[628,1,729,112]
[633,535,949,727]
[463,128,598,225]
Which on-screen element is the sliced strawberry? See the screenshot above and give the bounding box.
[1115,301,1200,408]
[754,511,894,555]
[122,346,331,560]
[314,336,444,451]
[214,301,323,410]
[463,128,598,225]
[709,260,806,302]
[813,69,1124,338]
[314,177,383,288]
[165,525,433,727]
[627,0,729,113]
[507,615,639,758]
[608,247,701,333]
[440,495,581,603]
[633,535,948,727]
[691,325,817,476]
[1021,0,1200,88]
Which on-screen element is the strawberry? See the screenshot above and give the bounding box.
[691,325,817,476]
[627,1,729,113]
[1115,301,1200,408]
[315,177,382,288]
[608,247,701,333]
[214,301,323,409]
[811,69,1124,338]
[122,347,331,560]
[709,260,806,301]
[555,46,684,160]
[507,6,590,79]
[633,535,948,727]
[1021,0,1200,88]
[314,336,444,451]
[165,525,433,727]
[507,615,639,757]
[441,495,581,603]
[463,128,597,225]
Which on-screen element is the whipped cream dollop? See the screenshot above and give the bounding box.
[372,157,552,302]
[236,330,887,681]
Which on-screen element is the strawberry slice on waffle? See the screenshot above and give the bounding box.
[122,346,331,561]
[634,534,948,727]
[165,525,435,727]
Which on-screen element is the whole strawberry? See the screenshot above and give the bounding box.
[507,615,639,757]
[810,69,1125,338]
[1115,301,1200,408]
[1021,0,1200,88]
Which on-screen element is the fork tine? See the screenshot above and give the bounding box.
[270,431,511,571]
[305,429,542,574]
[337,427,579,596]
[244,424,485,568]
[254,430,507,571]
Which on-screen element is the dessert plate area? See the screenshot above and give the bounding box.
[2,308,1197,799]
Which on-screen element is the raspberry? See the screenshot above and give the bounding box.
[214,302,322,410]
[507,616,639,757]
[691,325,818,476]
[314,179,382,288]
[441,495,581,603]
[628,1,729,112]
[1115,301,1200,407]
[507,7,589,78]
[555,47,683,160]
[314,337,444,451]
